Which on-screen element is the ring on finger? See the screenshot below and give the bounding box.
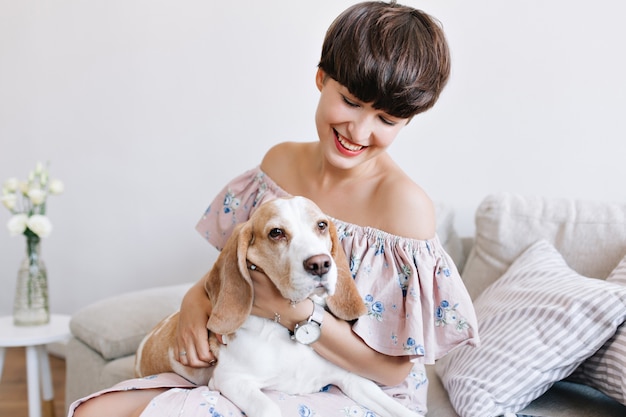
[209,359,217,366]
[180,350,187,356]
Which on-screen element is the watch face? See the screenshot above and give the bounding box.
[295,323,321,344]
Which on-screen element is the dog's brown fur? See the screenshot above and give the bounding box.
[135,197,366,384]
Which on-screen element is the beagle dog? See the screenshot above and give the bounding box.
[135,196,422,417]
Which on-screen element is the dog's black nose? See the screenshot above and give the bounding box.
[304,254,331,277]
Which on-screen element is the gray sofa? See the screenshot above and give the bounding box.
[66,193,626,416]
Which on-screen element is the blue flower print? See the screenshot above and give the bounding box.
[435,300,471,331]
[298,404,314,417]
[436,257,452,278]
[397,264,411,297]
[456,317,470,331]
[435,300,458,327]
[349,254,361,279]
[374,236,385,256]
[199,390,222,417]
[222,190,240,214]
[364,294,384,321]
[403,337,425,355]
[342,405,376,417]
[335,222,352,242]
[409,367,428,390]
[437,265,451,277]
[252,181,268,207]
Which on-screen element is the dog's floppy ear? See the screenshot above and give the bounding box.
[205,221,255,335]
[325,220,367,320]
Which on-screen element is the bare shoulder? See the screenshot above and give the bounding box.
[261,141,291,170]
[375,171,436,241]
[261,142,309,177]
[260,142,314,193]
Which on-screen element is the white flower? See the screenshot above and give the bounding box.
[1,194,17,210]
[26,215,53,238]
[3,163,63,238]
[7,214,28,236]
[27,188,47,205]
[19,181,29,194]
[49,179,64,195]
[3,177,19,193]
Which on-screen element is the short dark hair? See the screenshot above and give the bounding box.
[318,1,450,118]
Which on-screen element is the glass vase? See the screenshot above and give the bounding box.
[13,233,50,326]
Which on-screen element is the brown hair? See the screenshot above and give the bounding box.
[318,1,450,118]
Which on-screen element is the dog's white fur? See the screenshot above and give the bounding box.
[135,196,423,417]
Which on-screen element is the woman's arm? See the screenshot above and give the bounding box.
[175,278,217,367]
[250,269,413,387]
[312,311,414,386]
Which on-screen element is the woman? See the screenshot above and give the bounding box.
[71,2,478,416]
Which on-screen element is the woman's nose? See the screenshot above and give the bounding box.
[348,113,374,144]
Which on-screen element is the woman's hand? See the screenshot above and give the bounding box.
[175,279,217,368]
[248,268,313,331]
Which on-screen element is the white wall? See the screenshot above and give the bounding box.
[1,0,625,316]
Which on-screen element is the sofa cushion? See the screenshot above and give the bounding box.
[461,193,626,300]
[436,240,626,417]
[70,284,192,360]
[569,253,626,406]
[434,201,465,272]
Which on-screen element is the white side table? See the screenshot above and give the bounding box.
[0,314,71,417]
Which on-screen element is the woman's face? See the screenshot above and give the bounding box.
[314,69,408,170]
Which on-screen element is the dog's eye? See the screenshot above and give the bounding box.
[317,221,328,232]
[269,228,285,240]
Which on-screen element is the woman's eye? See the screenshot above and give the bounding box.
[342,96,359,108]
[269,228,285,239]
[379,116,396,126]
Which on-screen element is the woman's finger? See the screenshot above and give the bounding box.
[189,328,215,366]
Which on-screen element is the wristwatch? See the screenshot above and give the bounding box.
[291,301,325,345]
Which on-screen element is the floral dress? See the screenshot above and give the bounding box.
[67,167,479,417]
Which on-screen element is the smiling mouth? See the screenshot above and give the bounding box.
[334,129,365,152]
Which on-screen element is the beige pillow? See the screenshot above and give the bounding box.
[569,254,626,405]
[437,240,626,417]
[70,284,191,359]
[462,193,626,300]
[434,201,465,271]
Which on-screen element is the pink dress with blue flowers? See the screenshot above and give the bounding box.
[67,167,478,417]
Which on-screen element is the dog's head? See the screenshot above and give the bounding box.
[204,196,366,336]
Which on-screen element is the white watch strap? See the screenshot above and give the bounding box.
[309,302,325,327]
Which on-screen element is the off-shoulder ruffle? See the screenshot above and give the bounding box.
[196,167,478,363]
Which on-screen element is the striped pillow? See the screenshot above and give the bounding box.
[569,254,626,405]
[436,240,626,417]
